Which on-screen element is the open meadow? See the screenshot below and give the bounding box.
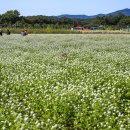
[0,34,130,129]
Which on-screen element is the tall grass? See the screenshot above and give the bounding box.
[2,28,81,34]
[1,28,130,34]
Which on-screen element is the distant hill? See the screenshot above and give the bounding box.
[107,8,130,16]
[56,8,130,19]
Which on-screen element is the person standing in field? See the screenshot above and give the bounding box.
[21,30,28,36]
[24,30,28,36]
[0,29,3,36]
[6,29,11,35]
[21,30,24,36]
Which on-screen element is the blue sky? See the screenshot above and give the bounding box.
[1,0,130,16]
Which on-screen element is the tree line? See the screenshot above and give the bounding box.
[0,10,130,30]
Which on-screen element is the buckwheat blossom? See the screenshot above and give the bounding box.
[0,34,130,129]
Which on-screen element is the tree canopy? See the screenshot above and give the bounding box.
[0,10,130,29]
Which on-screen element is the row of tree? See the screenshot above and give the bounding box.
[0,10,130,29]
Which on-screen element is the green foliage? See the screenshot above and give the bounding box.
[0,10,130,30]
[1,28,130,34]
[1,28,82,34]
[0,10,20,26]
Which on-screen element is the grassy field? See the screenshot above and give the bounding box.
[2,28,130,34]
[0,34,130,129]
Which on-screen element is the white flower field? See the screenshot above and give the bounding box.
[0,34,130,129]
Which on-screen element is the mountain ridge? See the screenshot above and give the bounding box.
[56,8,130,19]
